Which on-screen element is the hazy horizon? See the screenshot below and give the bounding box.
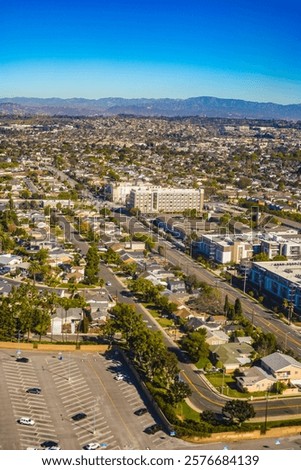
[1,95,301,106]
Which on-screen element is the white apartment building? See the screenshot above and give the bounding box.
[106,182,147,203]
[127,187,204,214]
[261,238,301,260]
[194,235,253,264]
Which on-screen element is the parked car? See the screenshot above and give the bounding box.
[84,442,100,450]
[19,417,35,426]
[72,412,87,421]
[144,424,162,435]
[16,357,29,363]
[26,387,42,395]
[114,373,125,381]
[41,441,59,449]
[134,407,147,416]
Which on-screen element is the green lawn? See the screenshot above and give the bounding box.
[205,372,274,398]
[143,303,174,328]
[205,372,249,398]
[175,401,201,422]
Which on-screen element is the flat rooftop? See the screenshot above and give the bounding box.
[253,260,301,284]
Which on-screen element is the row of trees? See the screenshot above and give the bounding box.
[128,277,178,317]
[104,303,191,406]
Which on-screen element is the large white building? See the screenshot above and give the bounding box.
[261,236,301,260]
[106,182,147,203]
[127,186,204,214]
[193,234,253,264]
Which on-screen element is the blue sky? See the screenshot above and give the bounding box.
[1,0,301,103]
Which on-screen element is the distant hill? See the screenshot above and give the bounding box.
[0,96,301,120]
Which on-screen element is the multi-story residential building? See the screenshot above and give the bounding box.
[193,234,253,265]
[261,237,301,260]
[248,260,301,313]
[106,182,147,203]
[127,186,204,214]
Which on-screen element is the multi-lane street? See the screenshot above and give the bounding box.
[56,211,301,420]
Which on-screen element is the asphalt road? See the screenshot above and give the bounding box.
[56,214,301,420]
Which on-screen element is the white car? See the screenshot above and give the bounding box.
[114,373,125,381]
[106,281,112,286]
[19,417,35,426]
[85,442,100,450]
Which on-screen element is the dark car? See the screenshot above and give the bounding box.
[16,357,29,363]
[144,424,162,435]
[72,412,87,421]
[134,407,147,416]
[41,440,59,448]
[26,387,42,395]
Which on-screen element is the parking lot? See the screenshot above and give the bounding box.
[0,348,174,450]
[3,348,301,452]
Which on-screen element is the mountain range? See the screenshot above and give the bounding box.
[0,96,301,120]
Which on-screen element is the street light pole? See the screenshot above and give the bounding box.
[263,392,269,434]
[221,368,225,395]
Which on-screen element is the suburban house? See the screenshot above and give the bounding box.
[210,342,254,373]
[185,317,208,332]
[234,336,253,345]
[0,279,13,296]
[63,266,85,284]
[172,306,201,322]
[48,248,73,267]
[167,278,187,293]
[206,329,229,346]
[0,254,23,269]
[51,307,83,335]
[236,352,301,392]
[139,271,167,287]
[260,352,301,384]
[236,366,276,393]
[84,290,114,324]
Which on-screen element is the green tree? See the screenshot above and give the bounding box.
[234,298,243,318]
[253,332,277,357]
[222,399,255,424]
[253,252,269,262]
[193,284,222,314]
[224,295,230,316]
[105,303,145,344]
[167,378,192,405]
[84,244,100,284]
[0,296,17,340]
[180,329,209,363]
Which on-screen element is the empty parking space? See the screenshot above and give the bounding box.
[2,358,57,449]
[0,349,170,450]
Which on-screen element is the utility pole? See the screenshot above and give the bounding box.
[221,369,225,395]
[263,392,269,434]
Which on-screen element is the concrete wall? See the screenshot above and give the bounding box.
[0,342,109,353]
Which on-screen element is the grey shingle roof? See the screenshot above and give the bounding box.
[261,352,301,372]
